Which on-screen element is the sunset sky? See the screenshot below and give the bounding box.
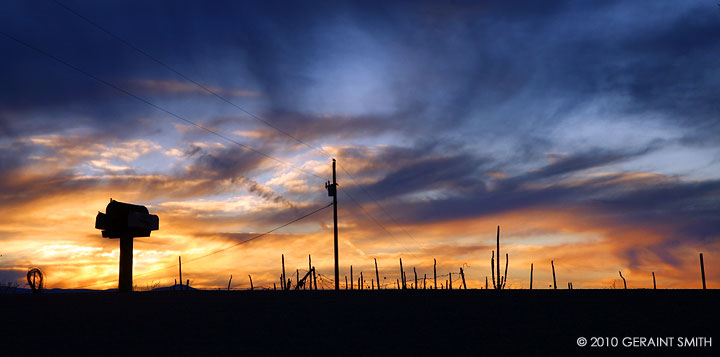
[1,0,718,290]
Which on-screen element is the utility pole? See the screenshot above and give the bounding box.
[326,159,339,290]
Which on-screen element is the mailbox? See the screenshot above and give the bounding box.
[95,199,159,238]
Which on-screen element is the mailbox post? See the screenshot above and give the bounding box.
[95,199,159,292]
[119,235,133,292]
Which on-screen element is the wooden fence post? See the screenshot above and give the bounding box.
[619,271,627,289]
[414,267,418,290]
[652,272,656,289]
[399,258,405,289]
[491,251,496,289]
[700,253,706,290]
[551,260,557,290]
[433,258,437,289]
[281,254,286,290]
[312,267,318,290]
[460,267,467,289]
[179,256,183,291]
[227,275,232,291]
[350,265,354,290]
[424,274,427,289]
[249,275,254,290]
[375,258,380,291]
[529,263,533,290]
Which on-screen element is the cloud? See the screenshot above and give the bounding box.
[128,79,260,98]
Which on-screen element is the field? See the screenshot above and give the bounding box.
[1,289,717,355]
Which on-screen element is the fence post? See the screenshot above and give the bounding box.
[414,267,418,290]
[433,258,437,289]
[227,275,233,291]
[281,254,286,290]
[312,267,318,290]
[551,260,557,290]
[700,253,706,290]
[619,271,627,289]
[375,258,380,291]
[248,275,254,290]
[652,272,656,289]
[460,267,467,289]
[530,263,533,290]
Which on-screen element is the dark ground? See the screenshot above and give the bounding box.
[1,289,717,356]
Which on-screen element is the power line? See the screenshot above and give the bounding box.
[0,28,417,288]
[337,164,427,251]
[53,0,334,161]
[338,186,424,262]
[50,1,423,257]
[0,30,325,182]
[13,3,428,277]
[73,201,333,289]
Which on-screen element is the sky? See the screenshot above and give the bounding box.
[1,0,718,290]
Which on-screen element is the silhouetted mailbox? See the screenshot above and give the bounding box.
[95,200,159,238]
[95,199,159,292]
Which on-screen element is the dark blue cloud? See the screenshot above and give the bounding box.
[2,0,717,143]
